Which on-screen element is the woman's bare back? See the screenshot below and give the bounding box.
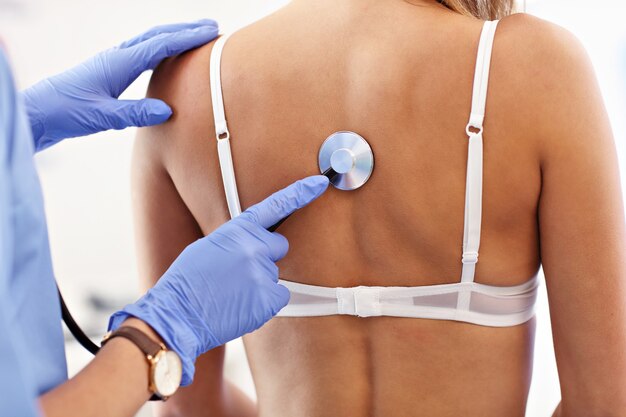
[133,1,626,416]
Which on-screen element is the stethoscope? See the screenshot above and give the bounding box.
[59,131,375,354]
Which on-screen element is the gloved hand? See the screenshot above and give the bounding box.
[21,20,219,152]
[109,175,330,385]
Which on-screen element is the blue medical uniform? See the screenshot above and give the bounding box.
[0,49,68,416]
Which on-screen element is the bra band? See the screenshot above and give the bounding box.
[278,275,538,327]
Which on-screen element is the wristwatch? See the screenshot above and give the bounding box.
[101,326,182,401]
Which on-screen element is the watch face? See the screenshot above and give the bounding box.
[153,350,182,397]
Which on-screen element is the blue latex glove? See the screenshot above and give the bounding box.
[21,20,219,152]
[109,175,330,385]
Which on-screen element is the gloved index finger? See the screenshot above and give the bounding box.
[119,20,218,49]
[240,175,330,229]
[126,25,219,78]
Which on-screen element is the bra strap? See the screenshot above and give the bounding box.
[210,34,242,218]
[459,20,499,290]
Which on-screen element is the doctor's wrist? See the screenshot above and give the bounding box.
[108,301,201,386]
[118,318,165,346]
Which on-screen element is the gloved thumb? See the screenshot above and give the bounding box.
[270,283,291,314]
[240,175,330,229]
[104,98,173,130]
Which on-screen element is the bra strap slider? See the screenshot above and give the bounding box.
[462,251,479,264]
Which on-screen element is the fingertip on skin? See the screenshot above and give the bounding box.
[308,175,331,194]
[145,112,173,126]
[239,175,331,228]
[182,25,220,46]
[143,99,173,126]
[296,175,331,206]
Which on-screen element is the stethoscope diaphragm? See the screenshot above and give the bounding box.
[318,131,374,190]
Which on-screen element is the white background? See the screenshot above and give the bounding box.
[1,1,624,416]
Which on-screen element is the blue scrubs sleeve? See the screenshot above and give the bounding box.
[0,49,41,417]
[0,305,40,416]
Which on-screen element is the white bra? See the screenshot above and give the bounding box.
[209,20,539,327]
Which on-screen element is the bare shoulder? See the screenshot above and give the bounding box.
[495,12,595,99]
[494,13,594,98]
[136,39,218,169]
[492,13,602,156]
[497,12,587,62]
[147,38,216,116]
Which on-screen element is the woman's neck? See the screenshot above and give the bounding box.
[292,0,444,6]
[287,0,451,21]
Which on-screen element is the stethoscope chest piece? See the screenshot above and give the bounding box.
[318,131,374,190]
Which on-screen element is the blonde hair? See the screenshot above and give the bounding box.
[437,0,517,20]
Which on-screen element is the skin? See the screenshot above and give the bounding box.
[132,0,626,416]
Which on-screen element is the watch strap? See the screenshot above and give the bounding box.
[101,327,165,401]
[102,326,163,358]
